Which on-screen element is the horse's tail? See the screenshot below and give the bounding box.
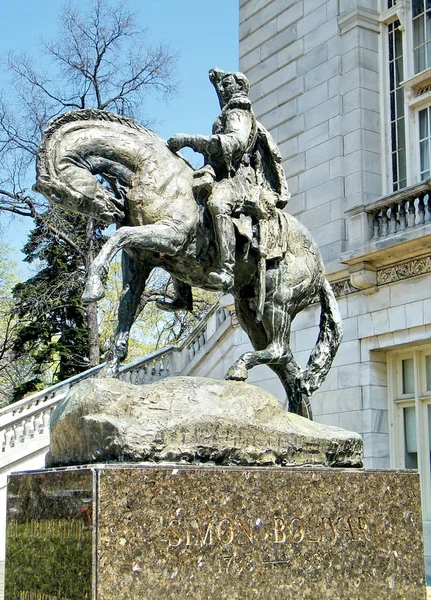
[299,278,343,398]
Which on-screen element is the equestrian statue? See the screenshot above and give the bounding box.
[34,68,343,419]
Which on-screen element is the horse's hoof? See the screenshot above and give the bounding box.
[225,361,248,381]
[82,278,105,303]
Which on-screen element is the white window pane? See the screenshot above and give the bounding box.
[419,108,428,139]
[415,46,426,72]
[421,140,430,173]
[426,355,431,390]
[414,16,425,47]
[427,42,431,68]
[413,1,424,19]
[404,406,418,468]
[427,12,431,42]
[402,358,415,394]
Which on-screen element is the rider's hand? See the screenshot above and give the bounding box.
[167,134,186,153]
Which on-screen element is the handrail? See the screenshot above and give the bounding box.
[346,179,431,248]
[346,179,431,217]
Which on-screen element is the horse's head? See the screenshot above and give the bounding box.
[34,172,126,225]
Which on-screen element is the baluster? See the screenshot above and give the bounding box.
[10,427,17,448]
[199,332,206,347]
[388,204,398,234]
[372,212,380,239]
[21,420,30,443]
[194,339,200,355]
[28,415,35,438]
[151,362,157,378]
[4,428,13,449]
[33,413,43,434]
[398,201,407,230]
[418,194,426,224]
[381,209,389,236]
[158,359,164,377]
[425,194,431,222]
[407,199,416,228]
[1,430,6,452]
[15,422,25,444]
[138,368,145,384]
[42,409,50,431]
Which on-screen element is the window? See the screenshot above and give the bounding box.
[389,348,431,519]
[419,106,431,179]
[388,20,407,190]
[413,0,431,74]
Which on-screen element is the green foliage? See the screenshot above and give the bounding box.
[0,245,36,406]
[11,211,106,396]
[100,263,219,361]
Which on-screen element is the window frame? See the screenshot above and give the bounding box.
[388,347,431,520]
[379,0,431,190]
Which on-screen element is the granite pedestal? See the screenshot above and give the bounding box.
[5,465,426,599]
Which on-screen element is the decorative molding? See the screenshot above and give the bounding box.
[330,279,359,299]
[322,254,431,301]
[377,254,431,285]
[338,7,380,35]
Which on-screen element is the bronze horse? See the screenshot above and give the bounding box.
[35,109,342,418]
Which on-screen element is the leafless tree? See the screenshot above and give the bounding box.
[0,0,178,367]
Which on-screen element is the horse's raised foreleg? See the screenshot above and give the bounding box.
[100,252,151,378]
[82,223,187,303]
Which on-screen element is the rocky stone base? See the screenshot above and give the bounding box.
[5,465,426,599]
[47,376,363,468]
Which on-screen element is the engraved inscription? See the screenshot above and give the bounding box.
[168,517,256,548]
[14,592,90,600]
[7,519,88,541]
[166,514,371,551]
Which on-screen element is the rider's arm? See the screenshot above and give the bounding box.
[167,134,210,156]
[207,109,254,173]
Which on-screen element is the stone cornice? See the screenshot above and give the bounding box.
[338,7,380,35]
[329,253,431,299]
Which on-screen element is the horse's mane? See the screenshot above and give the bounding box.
[42,108,157,143]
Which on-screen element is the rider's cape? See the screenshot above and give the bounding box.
[251,122,290,211]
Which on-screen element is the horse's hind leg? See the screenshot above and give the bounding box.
[269,362,312,418]
[226,297,297,382]
[100,252,151,377]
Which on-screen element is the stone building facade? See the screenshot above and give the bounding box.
[234,0,431,572]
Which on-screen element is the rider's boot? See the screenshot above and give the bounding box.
[208,215,235,291]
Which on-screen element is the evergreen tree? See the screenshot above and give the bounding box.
[12,211,106,396]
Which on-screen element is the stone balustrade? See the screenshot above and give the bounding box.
[0,301,232,467]
[346,179,431,254]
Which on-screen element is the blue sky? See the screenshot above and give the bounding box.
[0,0,239,273]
